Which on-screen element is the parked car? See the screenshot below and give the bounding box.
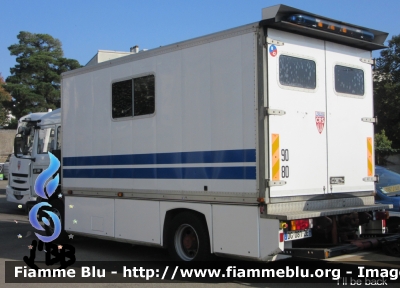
[375,166,400,232]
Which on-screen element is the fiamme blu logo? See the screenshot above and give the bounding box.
[24,152,75,269]
[28,152,61,242]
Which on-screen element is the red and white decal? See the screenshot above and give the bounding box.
[315,111,325,134]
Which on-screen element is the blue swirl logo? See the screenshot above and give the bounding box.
[28,152,61,242]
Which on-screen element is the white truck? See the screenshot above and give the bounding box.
[8,109,61,211]
[59,4,393,261]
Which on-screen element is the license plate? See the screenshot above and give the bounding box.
[284,229,312,241]
[13,191,22,196]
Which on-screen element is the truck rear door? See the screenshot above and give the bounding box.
[267,29,327,198]
[266,28,374,198]
[325,42,374,194]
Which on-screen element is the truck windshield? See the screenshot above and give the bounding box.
[37,127,55,154]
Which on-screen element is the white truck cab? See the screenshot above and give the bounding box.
[7,109,61,211]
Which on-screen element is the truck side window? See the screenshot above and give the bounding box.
[112,75,155,119]
[334,65,364,96]
[112,79,133,118]
[56,126,61,150]
[134,75,155,116]
[37,128,55,154]
[279,55,316,89]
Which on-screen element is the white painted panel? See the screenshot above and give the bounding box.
[325,42,374,193]
[159,202,212,250]
[213,205,259,258]
[267,28,327,197]
[109,58,157,155]
[259,218,282,261]
[155,50,183,153]
[241,33,258,150]
[63,178,256,194]
[210,36,246,150]
[62,32,257,194]
[92,71,112,158]
[64,197,114,237]
[182,44,212,152]
[115,199,160,244]
[63,33,257,157]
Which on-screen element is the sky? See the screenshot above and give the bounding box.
[1,0,400,79]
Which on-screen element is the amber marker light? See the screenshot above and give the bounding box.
[290,220,296,231]
[286,14,374,41]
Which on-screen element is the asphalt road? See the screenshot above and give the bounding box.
[1,180,400,288]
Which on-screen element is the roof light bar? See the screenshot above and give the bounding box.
[286,14,374,42]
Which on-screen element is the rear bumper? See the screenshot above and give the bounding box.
[264,196,392,220]
[280,234,400,260]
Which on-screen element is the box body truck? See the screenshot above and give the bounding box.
[60,5,391,261]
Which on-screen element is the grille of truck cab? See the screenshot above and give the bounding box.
[12,173,28,177]
[11,186,29,191]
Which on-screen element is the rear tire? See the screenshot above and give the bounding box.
[167,212,211,261]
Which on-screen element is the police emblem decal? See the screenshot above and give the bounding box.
[315,111,325,134]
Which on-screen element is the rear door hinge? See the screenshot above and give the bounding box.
[265,108,286,116]
[360,58,375,65]
[266,37,284,46]
[361,116,377,124]
[266,180,287,187]
[363,175,379,182]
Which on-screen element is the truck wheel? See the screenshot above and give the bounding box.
[167,212,211,261]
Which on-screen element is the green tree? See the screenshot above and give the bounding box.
[4,32,81,119]
[0,73,12,126]
[374,34,400,149]
[375,130,397,165]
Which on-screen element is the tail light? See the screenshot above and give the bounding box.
[288,219,312,231]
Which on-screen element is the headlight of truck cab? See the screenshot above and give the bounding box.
[33,168,43,174]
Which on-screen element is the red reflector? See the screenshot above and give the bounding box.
[279,232,284,242]
[294,219,310,230]
[382,219,386,227]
